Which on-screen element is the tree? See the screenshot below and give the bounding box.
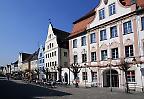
[69,63,82,79]
[119,58,131,93]
[35,68,40,80]
[57,66,62,82]
[42,67,49,81]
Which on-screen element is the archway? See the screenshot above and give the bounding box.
[64,73,68,84]
[103,69,119,87]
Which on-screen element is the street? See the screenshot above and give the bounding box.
[0,78,144,99]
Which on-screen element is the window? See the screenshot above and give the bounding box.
[46,54,47,58]
[100,29,107,41]
[99,8,105,20]
[48,63,49,67]
[43,59,44,63]
[131,0,136,4]
[52,52,54,57]
[40,53,42,57]
[125,45,134,57]
[50,62,51,66]
[74,55,78,64]
[52,43,53,47]
[82,54,87,63]
[39,59,42,63]
[55,61,57,66]
[123,21,132,34]
[54,51,56,56]
[141,17,144,30]
[90,33,96,43]
[127,71,135,82]
[82,72,87,80]
[111,48,119,59]
[91,52,96,62]
[81,36,86,46]
[73,39,77,48]
[101,50,107,60]
[92,72,97,82]
[110,26,117,38]
[50,53,51,57]
[49,43,51,48]
[48,54,49,58]
[52,62,54,66]
[64,52,67,57]
[46,63,47,67]
[109,3,116,16]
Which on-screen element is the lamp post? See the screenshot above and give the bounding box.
[108,58,112,92]
[84,63,86,88]
[132,57,143,92]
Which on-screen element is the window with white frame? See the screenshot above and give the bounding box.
[101,50,107,60]
[125,45,134,57]
[74,55,78,64]
[73,39,77,48]
[109,3,116,16]
[123,21,132,34]
[91,52,96,62]
[111,48,119,59]
[81,36,86,46]
[100,29,107,41]
[110,26,118,38]
[92,72,97,82]
[82,72,87,80]
[141,17,144,30]
[82,54,87,63]
[99,8,105,20]
[90,33,96,43]
[127,71,135,82]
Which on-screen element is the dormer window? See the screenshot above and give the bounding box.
[109,3,116,16]
[99,8,105,20]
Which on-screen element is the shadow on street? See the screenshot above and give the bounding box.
[0,79,71,99]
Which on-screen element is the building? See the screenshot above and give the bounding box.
[11,60,18,73]
[18,52,32,72]
[68,0,144,91]
[37,45,45,80]
[44,23,70,82]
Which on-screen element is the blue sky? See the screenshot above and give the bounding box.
[0,0,99,66]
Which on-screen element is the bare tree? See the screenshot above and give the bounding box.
[119,58,131,93]
[69,63,82,79]
[35,68,40,80]
[42,67,50,81]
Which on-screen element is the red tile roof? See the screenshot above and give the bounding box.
[70,8,96,38]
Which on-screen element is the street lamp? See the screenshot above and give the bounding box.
[132,57,143,92]
[108,58,112,92]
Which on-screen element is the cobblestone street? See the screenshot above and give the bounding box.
[0,79,144,99]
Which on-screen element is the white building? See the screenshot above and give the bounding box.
[44,23,70,82]
[68,0,144,91]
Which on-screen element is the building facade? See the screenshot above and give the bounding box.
[44,23,70,82]
[68,0,144,91]
[37,45,45,80]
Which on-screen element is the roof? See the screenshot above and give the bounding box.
[23,49,39,63]
[70,8,96,38]
[12,60,18,65]
[119,0,144,8]
[70,0,144,39]
[21,53,32,62]
[53,28,70,49]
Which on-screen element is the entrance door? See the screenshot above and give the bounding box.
[103,69,119,87]
[64,73,68,84]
